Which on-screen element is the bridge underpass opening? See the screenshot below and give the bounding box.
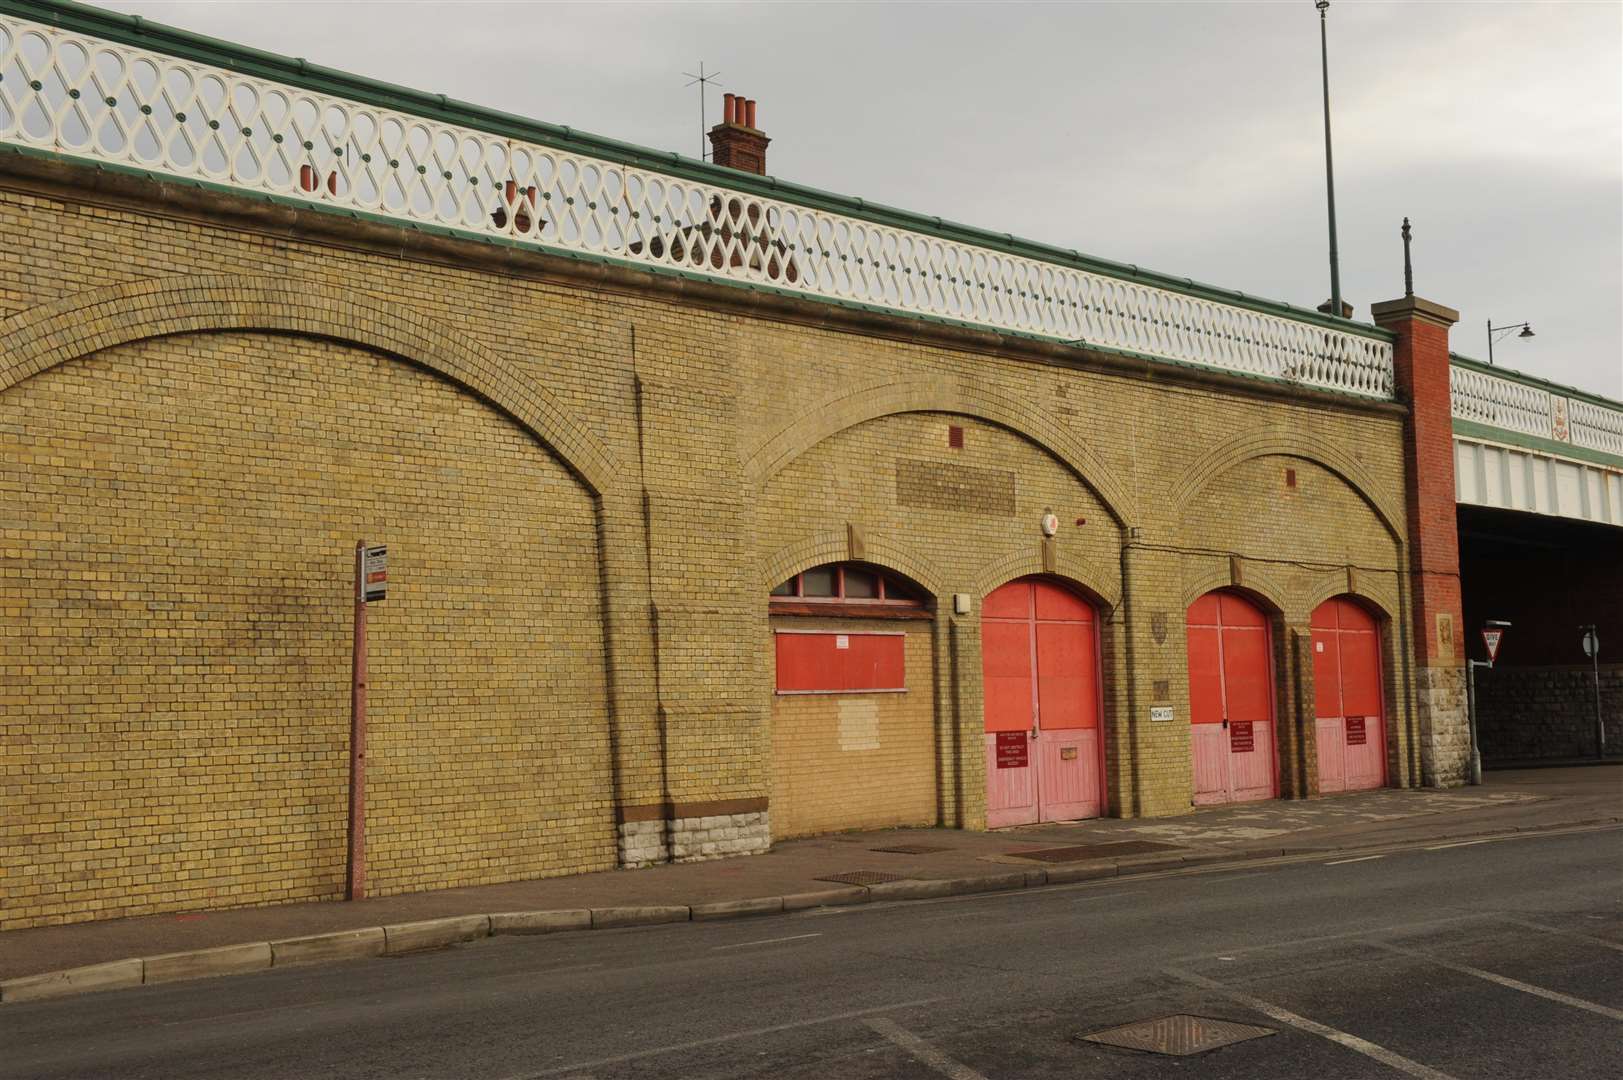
[1459,505,1622,765]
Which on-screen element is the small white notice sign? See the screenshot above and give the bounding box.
[835,635,849,650]
[1150,706,1174,723]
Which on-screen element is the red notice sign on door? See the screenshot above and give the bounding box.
[1346,716,1367,745]
[1229,720,1255,753]
[996,731,1029,769]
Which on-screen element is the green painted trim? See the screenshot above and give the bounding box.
[2,0,1393,344]
[1450,353,1623,414]
[1452,419,1623,471]
[0,142,1396,407]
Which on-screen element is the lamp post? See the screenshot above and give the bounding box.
[1317,0,1343,319]
[1486,320,1535,365]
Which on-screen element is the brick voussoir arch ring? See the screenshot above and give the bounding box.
[1169,426,1404,542]
[761,529,947,600]
[0,274,621,496]
[972,548,1121,613]
[743,376,1139,531]
[1182,562,1291,617]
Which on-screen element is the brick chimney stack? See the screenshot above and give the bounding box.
[708,93,769,175]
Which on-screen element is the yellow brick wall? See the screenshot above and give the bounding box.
[768,615,937,839]
[0,164,1424,927]
[0,331,615,929]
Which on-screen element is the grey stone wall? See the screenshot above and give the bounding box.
[1476,664,1622,763]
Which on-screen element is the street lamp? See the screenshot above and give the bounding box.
[1316,0,1343,319]
[1486,320,1535,365]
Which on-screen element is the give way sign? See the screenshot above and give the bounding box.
[1482,628,1504,663]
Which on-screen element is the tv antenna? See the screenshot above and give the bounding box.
[683,62,722,160]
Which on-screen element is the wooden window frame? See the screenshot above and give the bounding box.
[769,564,932,620]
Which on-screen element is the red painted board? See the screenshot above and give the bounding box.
[775,632,905,693]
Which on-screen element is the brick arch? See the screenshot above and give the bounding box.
[971,549,1120,613]
[0,274,621,496]
[742,376,1137,530]
[760,529,946,600]
[1300,577,1401,625]
[1182,566,1291,618]
[1170,426,1403,542]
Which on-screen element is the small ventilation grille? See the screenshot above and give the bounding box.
[1079,1014,1274,1056]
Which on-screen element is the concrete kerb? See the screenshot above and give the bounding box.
[4,816,1617,1006]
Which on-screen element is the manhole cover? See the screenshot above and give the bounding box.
[869,844,951,855]
[1079,1014,1274,1056]
[816,870,910,885]
[1008,840,1180,862]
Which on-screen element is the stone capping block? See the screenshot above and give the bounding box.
[590,906,691,929]
[0,959,145,1003]
[144,941,272,985]
[270,927,387,968]
[382,915,492,955]
[489,909,593,935]
[780,885,870,911]
[690,896,784,921]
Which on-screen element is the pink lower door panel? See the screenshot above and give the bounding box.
[1316,717,1346,794]
[1037,729,1100,822]
[1343,716,1385,791]
[985,732,1038,828]
[1228,721,1275,802]
[1191,723,1229,806]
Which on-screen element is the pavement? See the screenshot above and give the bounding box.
[3,819,1620,1078]
[2,766,1618,987]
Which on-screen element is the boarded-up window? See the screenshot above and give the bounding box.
[775,631,906,694]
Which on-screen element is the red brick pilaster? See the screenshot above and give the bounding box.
[1372,294,1468,785]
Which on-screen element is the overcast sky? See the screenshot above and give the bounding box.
[109,0,1622,398]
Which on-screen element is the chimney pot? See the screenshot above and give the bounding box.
[709,92,770,174]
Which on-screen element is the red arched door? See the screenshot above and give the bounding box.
[1186,590,1277,805]
[1312,597,1386,792]
[982,577,1103,827]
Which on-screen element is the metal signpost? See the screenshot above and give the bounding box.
[1581,626,1603,760]
[1464,619,1511,786]
[350,542,386,901]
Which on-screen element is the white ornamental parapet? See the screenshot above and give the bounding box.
[0,6,1393,399]
[1450,360,1623,461]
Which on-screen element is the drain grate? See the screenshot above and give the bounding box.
[816,870,910,886]
[869,844,951,855]
[1079,1014,1274,1056]
[1007,840,1180,862]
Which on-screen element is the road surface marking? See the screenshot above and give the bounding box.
[1425,837,1503,850]
[503,997,944,1079]
[712,932,822,951]
[1165,967,1457,1080]
[1325,854,1386,865]
[1498,916,1623,953]
[1366,941,1623,1020]
[864,1016,990,1080]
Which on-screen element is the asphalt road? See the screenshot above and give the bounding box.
[3,826,1620,1079]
